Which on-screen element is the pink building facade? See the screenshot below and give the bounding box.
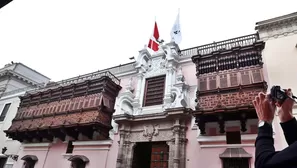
[4,12,297,168]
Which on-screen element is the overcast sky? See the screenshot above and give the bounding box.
[0,0,296,81]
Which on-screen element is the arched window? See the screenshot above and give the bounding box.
[21,155,38,168]
[68,155,89,168]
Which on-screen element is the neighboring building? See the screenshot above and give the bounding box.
[4,11,297,168]
[0,62,50,168]
[255,12,297,150]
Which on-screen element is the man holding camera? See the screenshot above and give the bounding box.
[254,88,297,168]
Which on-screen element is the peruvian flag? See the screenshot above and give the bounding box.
[148,21,160,52]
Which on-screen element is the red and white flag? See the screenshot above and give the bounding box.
[148,21,160,52]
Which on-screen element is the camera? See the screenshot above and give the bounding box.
[270,85,297,105]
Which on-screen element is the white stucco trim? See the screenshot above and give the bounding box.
[72,140,113,146]
[200,144,254,148]
[73,147,110,151]
[22,142,51,147]
[61,153,72,159]
[197,134,257,142]
[0,91,26,101]
[23,148,49,151]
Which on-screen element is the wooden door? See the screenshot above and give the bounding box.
[150,143,169,168]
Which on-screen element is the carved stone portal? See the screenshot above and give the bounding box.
[143,124,159,141]
[114,109,190,168]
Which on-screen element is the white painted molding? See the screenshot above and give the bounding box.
[73,147,110,151]
[22,142,51,147]
[197,134,257,142]
[200,144,254,148]
[23,148,49,151]
[141,105,163,114]
[61,153,73,159]
[256,12,297,41]
[72,140,113,146]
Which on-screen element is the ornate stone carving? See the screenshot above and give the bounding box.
[143,124,159,141]
[256,12,297,41]
[125,77,134,92]
[145,57,166,77]
[176,66,184,83]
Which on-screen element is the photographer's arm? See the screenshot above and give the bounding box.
[255,122,297,168]
[280,117,297,145]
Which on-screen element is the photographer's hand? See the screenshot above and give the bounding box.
[253,92,276,123]
[276,88,294,123]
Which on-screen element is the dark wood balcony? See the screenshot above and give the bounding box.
[5,71,122,143]
[190,33,265,76]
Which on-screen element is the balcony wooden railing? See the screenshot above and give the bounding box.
[27,71,120,94]
[181,33,259,57]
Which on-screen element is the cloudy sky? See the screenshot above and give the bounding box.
[0,0,296,81]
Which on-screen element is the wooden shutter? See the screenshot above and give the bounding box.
[199,78,207,91]
[252,69,262,83]
[220,75,228,88]
[143,75,166,107]
[240,71,251,85]
[209,76,217,90]
[230,73,238,86]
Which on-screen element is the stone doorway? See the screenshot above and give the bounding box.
[114,107,191,168]
[132,142,169,168]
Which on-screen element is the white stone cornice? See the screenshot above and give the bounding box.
[255,12,297,41]
[22,142,51,147]
[72,140,113,146]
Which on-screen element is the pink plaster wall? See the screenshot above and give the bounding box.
[118,76,137,95]
[14,137,120,168]
[181,64,197,86]
[185,122,256,168]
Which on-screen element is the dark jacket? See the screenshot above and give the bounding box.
[255,118,297,168]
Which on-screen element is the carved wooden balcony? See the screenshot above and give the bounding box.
[191,33,265,76]
[5,72,122,143]
[190,34,266,135]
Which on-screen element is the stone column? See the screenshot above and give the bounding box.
[116,131,125,168]
[179,121,187,168]
[164,68,174,108]
[166,140,175,168]
[126,142,136,168]
[173,119,180,168]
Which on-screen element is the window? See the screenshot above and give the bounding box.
[143,75,166,107]
[222,158,249,168]
[71,159,86,168]
[0,103,11,122]
[21,155,38,168]
[68,155,89,168]
[226,131,241,144]
[66,141,74,154]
